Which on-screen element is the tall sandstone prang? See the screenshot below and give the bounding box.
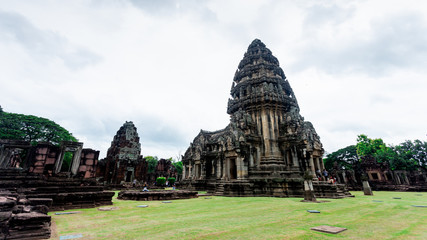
[181,39,351,198]
[96,121,148,184]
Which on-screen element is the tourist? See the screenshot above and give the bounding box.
[142,183,149,192]
[316,169,322,180]
[132,179,137,188]
[322,169,328,181]
[172,183,176,190]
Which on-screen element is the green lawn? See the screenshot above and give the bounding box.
[50,191,427,239]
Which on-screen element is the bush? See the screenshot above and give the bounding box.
[167,177,176,185]
[156,177,166,186]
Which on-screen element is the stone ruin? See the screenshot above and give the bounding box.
[0,140,114,239]
[96,121,177,187]
[180,39,351,198]
[153,158,178,183]
[332,156,427,192]
[96,121,148,185]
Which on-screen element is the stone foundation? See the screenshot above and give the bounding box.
[0,169,114,211]
[181,179,353,199]
[117,190,198,201]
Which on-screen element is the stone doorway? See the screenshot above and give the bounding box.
[125,171,132,182]
[125,167,134,182]
[60,151,74,172]
[229,158,237,179]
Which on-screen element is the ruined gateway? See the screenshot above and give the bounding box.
[181,39,350,198]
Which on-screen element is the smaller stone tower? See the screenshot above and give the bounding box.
[97,121,147,184]
[106,121,141,161]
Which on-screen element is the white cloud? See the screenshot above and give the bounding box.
[1,0,426,159]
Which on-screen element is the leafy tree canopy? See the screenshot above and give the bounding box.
[0,109,77,145]
[324,145,358,171]
[145,156,158,173]
[173,161,183,175]
[356,134,426,171]
[389,140,427,170]
[356,134,387,159]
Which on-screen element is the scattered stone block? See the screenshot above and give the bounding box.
[392,197,401,199]
[412,205,427,208]
[98,207,119,211]
[307,210,320,213]
[311,225,347,234]
[162,201,172,203]
[54,211,81,215]
[362,181,373,196]
[137,205,148,208]
[59,234,83,239]
[205,197,212,199]
[372,200,383,202]
[415,194,422,196]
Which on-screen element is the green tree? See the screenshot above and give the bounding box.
[356,134,387,159]
[323,145,358,171]
[356,134,426,171]
[0,110,77,145]
[172,161,183,176]
[145,156,158,173]
[390,140,426,170]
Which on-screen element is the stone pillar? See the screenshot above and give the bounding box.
[261,109,271,156]
[256,147,261,166]
[303,180,317,202]
[190,165,194,179]
[249,149,254,167]
[225,158,229,180]
[309,156,315,177]
[313,157,319,172]
[221,158,226,179]
[318,158,325,170]
[363,181,373,196]
[217,159,222,179]
[236,157,242,179]
[183,166,187,179]
[200,162,205,178]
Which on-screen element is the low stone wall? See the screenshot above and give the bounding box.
[117,190,198,201]
[0,169,115,211]
[25,187,115,211]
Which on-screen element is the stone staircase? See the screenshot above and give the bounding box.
[313,182,353,199]
[214,183,224,196]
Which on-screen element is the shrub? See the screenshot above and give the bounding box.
[167,177,176,185]
[156,177,166,186]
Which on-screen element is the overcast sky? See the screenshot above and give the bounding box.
[1,0,426,159]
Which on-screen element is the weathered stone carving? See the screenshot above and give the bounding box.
[181,39,349,198]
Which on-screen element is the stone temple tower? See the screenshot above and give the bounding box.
[97,121,147,184]
[182,39,349,198]
[227,39,301,168]
[106,121,141,161]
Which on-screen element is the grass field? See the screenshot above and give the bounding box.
[49,191,427,239]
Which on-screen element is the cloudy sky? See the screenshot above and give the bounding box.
[1,0,426,159]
